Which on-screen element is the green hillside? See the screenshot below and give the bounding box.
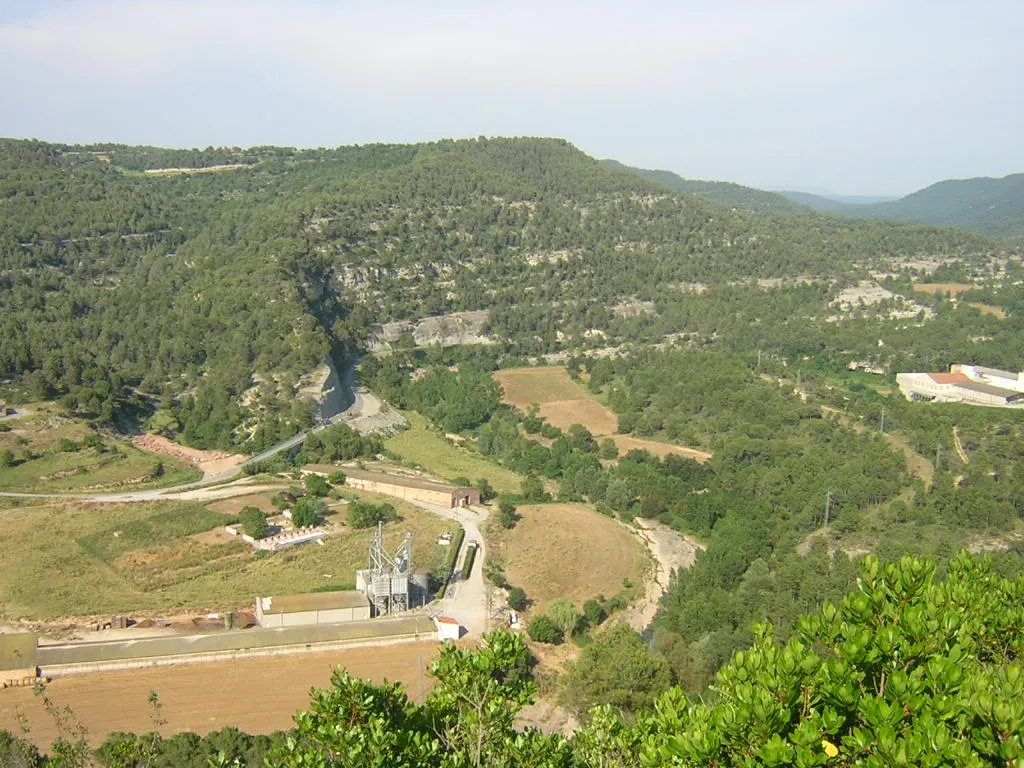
[782,174,1024,240]
[602,158,809,213]
[860,173,1024,239]
[0,137,1002,449]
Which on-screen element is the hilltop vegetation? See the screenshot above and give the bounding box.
[0,137,1002,450]
[781,174,1024,241]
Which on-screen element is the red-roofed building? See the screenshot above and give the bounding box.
[928,373,969,385]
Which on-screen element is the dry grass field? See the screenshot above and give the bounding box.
[488,503,647,611]
[493,367,593,409]
[0,491,454,621]
[538,399,619,436]
[966,302,1008,318]
[494,367,620,434]
[610,435,712,463]
[0,642,441,748]
[0,406,200,492]
[385,412,524,493]
[912,282,976,295]
[494,366,711,462]
[206,493,279,516]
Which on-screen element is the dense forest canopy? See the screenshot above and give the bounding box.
[0,136,1006,448]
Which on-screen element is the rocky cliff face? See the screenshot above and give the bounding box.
[298,357,347,422]
[368,310,492,353]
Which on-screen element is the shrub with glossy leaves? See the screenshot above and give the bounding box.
[643,553,1024,767]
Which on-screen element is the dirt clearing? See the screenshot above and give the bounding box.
[912,282,975,295]
[611,435,711,463]
[490,503,646,610]
[132,435,247,478]
[0,642,440,748]
[538,399,619,436]
[493,367,592,409]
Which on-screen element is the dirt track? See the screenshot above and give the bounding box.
[0,642,440,748]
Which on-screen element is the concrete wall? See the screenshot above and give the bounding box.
[38,617,434,677]
[346,477,456,507]
[261,606,372,628]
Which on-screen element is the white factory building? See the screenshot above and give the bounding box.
[897,365,1024,408]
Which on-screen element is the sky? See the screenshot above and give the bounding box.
[0,0,1021,196]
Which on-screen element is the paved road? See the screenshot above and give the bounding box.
[405,500,492,639]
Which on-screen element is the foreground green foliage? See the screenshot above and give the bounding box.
[645,553,1024,767]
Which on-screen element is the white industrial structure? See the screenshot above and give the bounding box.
[356,522,413,616]
[897,365,1024,408]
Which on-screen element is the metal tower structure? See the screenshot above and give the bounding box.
[362,522,413,615]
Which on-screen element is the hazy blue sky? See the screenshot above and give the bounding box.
[1,0,1020,195]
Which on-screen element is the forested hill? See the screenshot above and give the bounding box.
[601,158,809,214]
[782,173,1024,240]
[0,136,1002,449]
[858,173,1024,240]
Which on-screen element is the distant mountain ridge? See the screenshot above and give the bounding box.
[601,159,808,214]
[609,159,1024,240]
[857,173,1024,239]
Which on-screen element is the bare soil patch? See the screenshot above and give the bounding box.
[912,282,975,295]
[0,642,440,748]
[611,435,711,463]
[132,435,246,478]
[493,367,592,410]
[491,503,646,610]
[538,399,619,436]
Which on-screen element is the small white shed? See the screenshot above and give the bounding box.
[433,615,462,641]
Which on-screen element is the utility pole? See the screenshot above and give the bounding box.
[757,349,762,370]
[824,490,835,573]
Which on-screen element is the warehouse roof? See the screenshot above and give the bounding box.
[307,465,474,494]
[955,381,1024,399]
[929,373,969,385]
[258,591,369,615]
[973,365,1018,380]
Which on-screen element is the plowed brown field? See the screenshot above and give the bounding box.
[0,642,440,748]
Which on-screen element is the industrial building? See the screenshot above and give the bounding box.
[897,367,1024,408]
[256,592,371,628]
[355,523,428,616]
[950,364,1024,392]
[306,466,480,509]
